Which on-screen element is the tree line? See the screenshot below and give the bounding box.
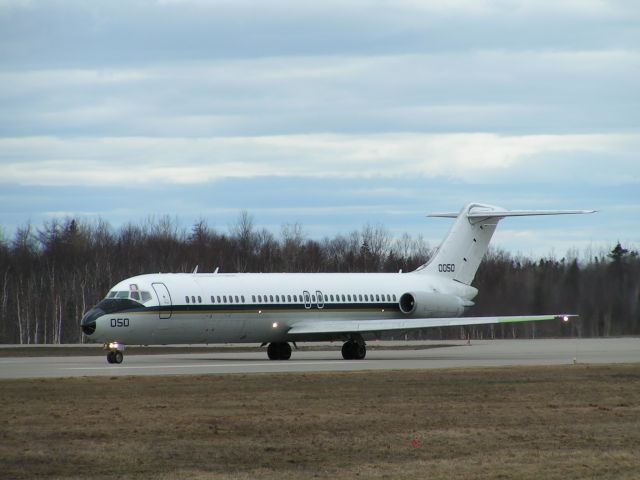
[0,214,638,344]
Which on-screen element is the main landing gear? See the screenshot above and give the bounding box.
[104,341,125,364]
[341,339,366,360]
[267,342,292,360]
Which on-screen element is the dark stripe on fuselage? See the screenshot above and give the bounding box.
[101,302,402,316]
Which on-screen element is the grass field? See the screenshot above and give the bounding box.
[1,364,639,479]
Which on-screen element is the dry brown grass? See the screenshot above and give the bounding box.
[1,364,639,479]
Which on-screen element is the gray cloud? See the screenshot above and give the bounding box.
[1,50,638,137]
[1,1,639,68]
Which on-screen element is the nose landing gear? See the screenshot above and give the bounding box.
[104,341,125,364]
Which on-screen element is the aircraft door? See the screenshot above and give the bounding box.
[316,290,324,309]
[303,290,311,309]
[152,282,173,325]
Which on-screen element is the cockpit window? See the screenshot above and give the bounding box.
[106,290,154,304]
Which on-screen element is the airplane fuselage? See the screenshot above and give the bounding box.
[82,271,477,345]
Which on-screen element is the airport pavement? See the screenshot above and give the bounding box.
[0,338,638,379]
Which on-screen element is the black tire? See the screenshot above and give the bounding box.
[341,341,354,360]
[279,342,291,360]
[342,341,366,360]
[106,352,115,364]
[267,342,291,360]
[113,351,124,364]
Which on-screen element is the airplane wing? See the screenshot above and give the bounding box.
[287,314,574,335]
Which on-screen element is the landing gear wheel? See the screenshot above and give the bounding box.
[342,340,366,360]
[341,341,355,360]
[104,341,125,365]
[267,342,292,360]
[113,351,124,364]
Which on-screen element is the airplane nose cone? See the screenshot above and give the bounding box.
[80,307,103,335]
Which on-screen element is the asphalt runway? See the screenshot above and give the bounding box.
[0,338,638,379]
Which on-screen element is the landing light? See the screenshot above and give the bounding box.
[563,315,569,322]
[106,341,124,352]
[272,322,279,329]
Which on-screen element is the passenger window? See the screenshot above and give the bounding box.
[392,294,397,301]
[198,296,202,303]
[191,296,196,303]
[229,296,234,304]
[293,295,297,302]
[185,296,189,303]
[376,294,380,301]
[241,296,245,303]
[211,296,215,303]
[269,295,273,302]
[386,294,391,301]
[252,295,256,302]
[359,294,363,301]
[276,295,280,302]
[223,296,227,303]
[235,296,239,303]
[287,295,292,302]
[217,296,221,303]
[258,295,262,302]
[347,294,351,301]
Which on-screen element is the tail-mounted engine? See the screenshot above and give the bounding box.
[399,291,469,317]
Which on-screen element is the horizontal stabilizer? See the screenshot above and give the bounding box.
[428,209,596,218]
[287,314,575,336]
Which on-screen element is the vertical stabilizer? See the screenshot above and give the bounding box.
[416,203,595,285]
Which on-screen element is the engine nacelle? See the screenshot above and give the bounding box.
[399,291,466,317]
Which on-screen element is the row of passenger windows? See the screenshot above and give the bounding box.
[184,293,397,305]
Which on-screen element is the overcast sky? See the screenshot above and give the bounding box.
[0,0,638,258]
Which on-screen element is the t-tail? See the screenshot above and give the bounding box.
[415,203,596,285]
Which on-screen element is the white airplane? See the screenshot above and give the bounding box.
[80,203,594,364]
